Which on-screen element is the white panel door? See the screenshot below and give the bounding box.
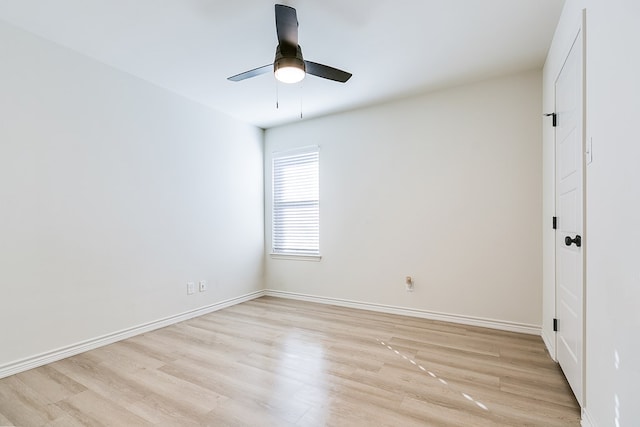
[555,28,584,406]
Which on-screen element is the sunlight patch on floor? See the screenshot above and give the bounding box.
[376,338,489,412]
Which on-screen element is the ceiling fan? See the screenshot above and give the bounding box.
[228,4,352,84]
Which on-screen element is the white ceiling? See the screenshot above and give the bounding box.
[0,0,564,129]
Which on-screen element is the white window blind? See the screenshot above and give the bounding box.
[272,148,319,256]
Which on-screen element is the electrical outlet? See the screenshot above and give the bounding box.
[187,282,195,295]
[199,280,207,292]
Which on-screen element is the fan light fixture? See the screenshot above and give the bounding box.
[275,65,305,83]
[274,54,306,84]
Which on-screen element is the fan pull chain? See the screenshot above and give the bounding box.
[275,80,279,109]
[299,80,303,119]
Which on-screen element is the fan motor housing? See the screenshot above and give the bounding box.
[274,45,306,74]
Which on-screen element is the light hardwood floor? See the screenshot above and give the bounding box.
[0,296,580,426]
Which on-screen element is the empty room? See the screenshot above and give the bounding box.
[0,0,638,426]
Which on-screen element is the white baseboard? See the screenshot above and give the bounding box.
[581,408,596,427]
[0,290,265,380]
[265,290,540,335]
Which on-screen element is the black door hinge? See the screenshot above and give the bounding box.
[553,318,558,332]
[545,112,557,127]
[552,216,557,230]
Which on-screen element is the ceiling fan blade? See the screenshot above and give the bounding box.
[275,4,298,47]
[304,61,352,83]
[227,64,273,82]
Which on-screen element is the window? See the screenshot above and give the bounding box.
[272,147,319,257]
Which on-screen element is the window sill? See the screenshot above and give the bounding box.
[270,253,322,262]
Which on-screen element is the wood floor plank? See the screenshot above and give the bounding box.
[204,397,297,427]
[0,296,580,426]
[0,376,67,426]
[47,357,149,407]
[0,412,13,426]
[13,365,87,404]
[55,389,152,426]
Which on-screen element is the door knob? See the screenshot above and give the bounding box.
[565,235,582,247]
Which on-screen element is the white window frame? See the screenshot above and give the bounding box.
[271,146,321,260]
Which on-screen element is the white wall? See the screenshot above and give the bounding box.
[265,70,542,328]
[0,21,264,369]
[544,1,640,425]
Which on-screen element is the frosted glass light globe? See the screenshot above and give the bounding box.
[275,65,305,84]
